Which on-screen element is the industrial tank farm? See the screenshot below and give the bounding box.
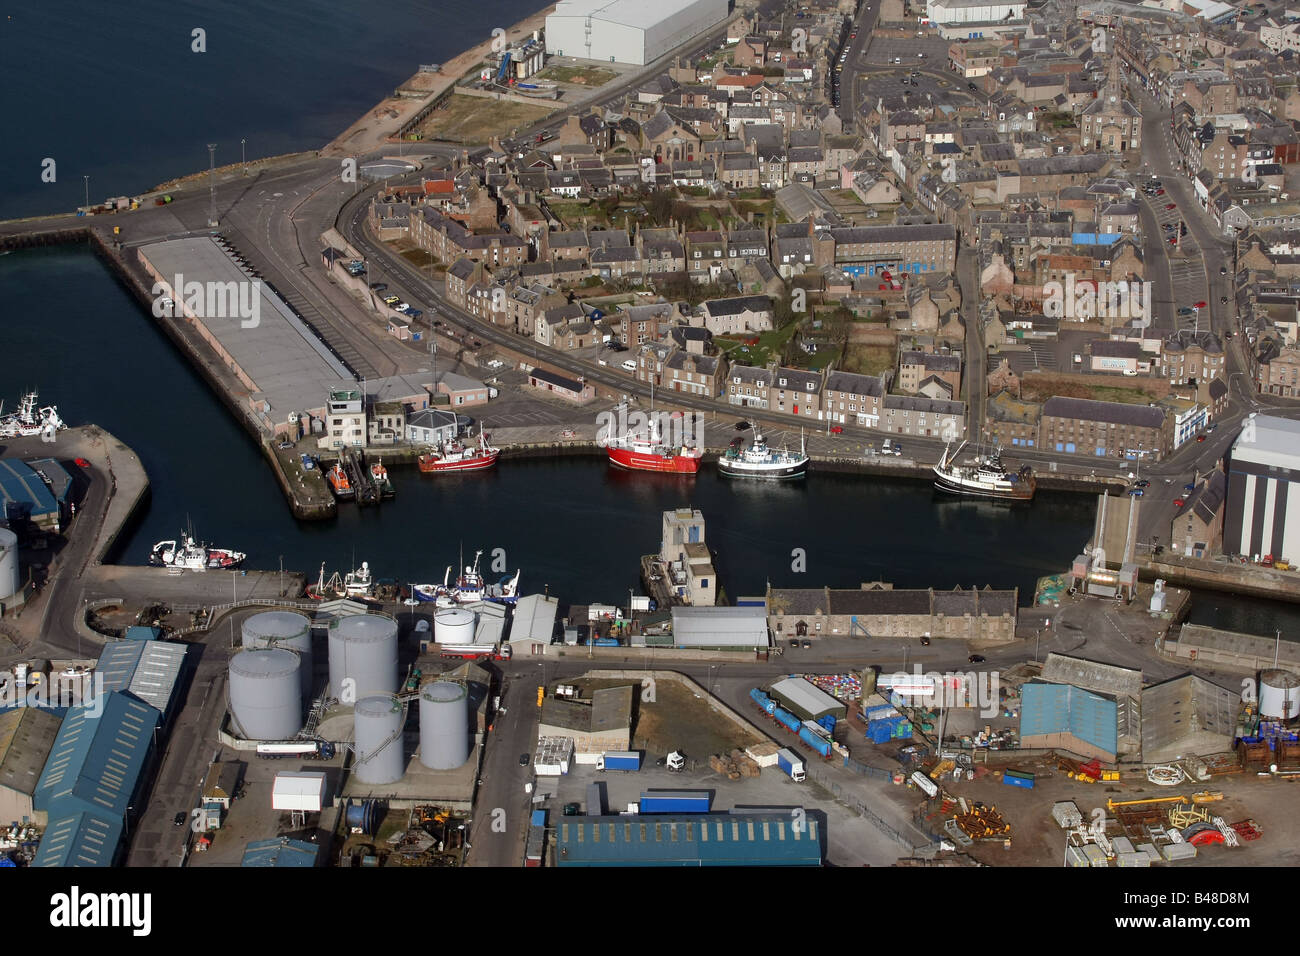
[328,613,399,701]
[242,610,314,703]
[228,648,304,741]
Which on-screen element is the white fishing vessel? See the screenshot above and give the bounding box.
[718,431,809,479]
[933,441,1036,501]
[0,391,65,440]
[151,532,246,570]
[412,549,521,605]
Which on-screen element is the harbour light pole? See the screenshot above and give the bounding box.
[241,138,247,176]
[207,143,219,228]
[83,175,89,209]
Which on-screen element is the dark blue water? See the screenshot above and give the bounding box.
[0,0,540,220]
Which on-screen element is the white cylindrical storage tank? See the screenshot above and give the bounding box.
[434,608,475,644]
[353,695,405,785]
[328,614,398,700]
[229,649,302,741]
[1259,669,1300,720]
[0,527,19,600]
[242,610,313,704]
[419,681,471,769]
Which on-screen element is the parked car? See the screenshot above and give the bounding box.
[1194,301,1206,309]
[519,754,530,766]
[1177,307,1193,315]
[802,639,812,648]
[789,638,799,648]
[1220,266,1228,275]
[968,654,986,664]
[1184,483,1196,494]
[1165,203,1176,210]
[968,82,978,90]
[383,294,400,305]
[1174,497,1186,507]
[300,454,315,470]
[830,425,843,433]
[370,282,388,292]
[1196,434,1206,442]
[920,635,931,646]
[735,420,751,430]
[174,811,188,827]
[893,444,903,456]
[1135,479,1150,488]
[1128,488,1144,497]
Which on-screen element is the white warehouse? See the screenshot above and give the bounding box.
[545,0,728,66]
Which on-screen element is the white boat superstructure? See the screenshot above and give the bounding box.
[0,391,65,440]
[933,441,1036,501]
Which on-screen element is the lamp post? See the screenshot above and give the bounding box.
[241,138,247,175]
[279,554,284,597]
[83,175,89,209]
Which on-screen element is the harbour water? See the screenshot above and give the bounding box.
[0,3,1296,635]
[0,0,542,220]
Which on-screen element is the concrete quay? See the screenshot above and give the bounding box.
[1137,551,1300,605]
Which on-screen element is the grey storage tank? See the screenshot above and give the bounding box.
[328,614,398,701]
[242,610,313,704]
[353,694,406,785]
[229,648,303,741]
[418,680,471,770]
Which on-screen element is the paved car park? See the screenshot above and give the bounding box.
[864,35,954,65]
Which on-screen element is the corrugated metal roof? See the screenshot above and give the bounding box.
[32,810,124,867]
[0,459,59,519]
[770,677,845,720]
[511,594,559,644]
[671,606,768,647]
[0,707,62,798]
[94,640,186,715]
[241,836,319,867]
[556,813,822,866]
[1020,683,1117,755]
[34,692,159,818]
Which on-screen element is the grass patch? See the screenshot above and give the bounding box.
[804,347,842,371]
[537,65,617,86]
[413,93,553,144]
[716,323,801,368]
[1020,376,1160,405]
[842,343,896,377]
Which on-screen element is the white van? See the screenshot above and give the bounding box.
[882,438,894,454]
[621,359,637,373]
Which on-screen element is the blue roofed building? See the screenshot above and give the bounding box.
[25,458,73,506]
[555,812,823,866]
[123,626,162,641]
[0,459,61,531]
[93,639,187,724]
[242,836,319,867]
[34,692,159,825]
[1019,682,1118,762]
[31,810,125,867]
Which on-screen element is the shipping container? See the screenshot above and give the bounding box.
[1002,771,1035,789]
[638,791,711,813]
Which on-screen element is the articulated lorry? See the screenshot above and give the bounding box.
[777,747,806,782]
[256,741,336,760]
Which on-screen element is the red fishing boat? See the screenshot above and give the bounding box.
[418,423,499,474]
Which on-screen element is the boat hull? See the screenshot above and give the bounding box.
[933,472,1034,501]
[717,458,808,479]
[418,451,499,473]
[606,446,700,474]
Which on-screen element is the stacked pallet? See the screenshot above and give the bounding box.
[730,749,760,777]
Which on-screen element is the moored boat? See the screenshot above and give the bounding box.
[326,461,354,498]
[602,403,701,474]
[150,531,246,570]
[418,424,499,474]
[718,431,808,479]
[933,441,1035,501]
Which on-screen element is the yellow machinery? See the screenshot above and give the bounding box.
[1191,790,1224,804]
[1106,795,1186,811]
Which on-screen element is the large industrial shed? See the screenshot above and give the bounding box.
[0,708,62,824]
[1140,675,1238,763]
[94,638,187,724]
[538,685,634,756]
[0,459,62,530]
[671,606,769,650]
[31,692,159,866]
[1019,683,1118,763]
[555,812,822,866]
[545,0,728,66]
[770,677,846,722]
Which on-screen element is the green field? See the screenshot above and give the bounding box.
[841,343,896,378]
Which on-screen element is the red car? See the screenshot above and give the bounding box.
[1168,237,1177,244]
[830,425,843,434]
[1165,203,1176,210]
[1174,497,1186,507]
[1196,434,1207,442]
[1156,188,1165,195]
[1194,301,1206,309]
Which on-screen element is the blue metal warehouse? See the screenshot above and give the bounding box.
[0,459,60,529]
[555,812,822,866]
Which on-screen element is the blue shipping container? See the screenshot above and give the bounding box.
[817,714,836,733]
[531,810,547,827]
[639,792,711,814]
[1002,774,1035,789]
